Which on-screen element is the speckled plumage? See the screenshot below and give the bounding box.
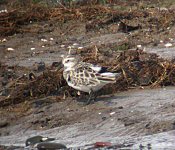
[62,55,120,104]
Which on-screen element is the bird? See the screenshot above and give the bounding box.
[62,54,121,105]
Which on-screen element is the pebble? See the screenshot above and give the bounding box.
[137,45,142,48]
[25,136,55,146]
[60,45,65,48]
[36,142,67,150]
[0,9,8,13]
[78,46,83,50]
[1,38,7,42]
[94,142,112,148]
[165,43,172,47]
[31,48,35,50]
[0,120,9,128]
[6,48,14,51]
[110,112,115,115]
[33,62,45,72]
[50,38,54,41]
[73,43,78,46]
[41,39,47,42]
[51,62,61,68]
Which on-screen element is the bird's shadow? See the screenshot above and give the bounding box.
[76,93,129,105]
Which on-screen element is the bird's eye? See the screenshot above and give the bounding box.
[66,60,70,63]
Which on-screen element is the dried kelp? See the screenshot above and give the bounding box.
[1,50,175,107]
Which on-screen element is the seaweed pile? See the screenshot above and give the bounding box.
[0,49,175,107]
[1,2,175,36]
[0,4,111,36]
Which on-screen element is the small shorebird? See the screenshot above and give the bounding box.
[62,55,120,104]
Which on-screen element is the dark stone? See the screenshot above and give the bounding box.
[124,120,135,126]
[33,62,45,72]
[102,117,107,121]
[1,89,10,96]
[36,142,67,150]
[25,136,55,146]
[0,120,9,128]
[1,79,8,86]
[29,72,36,80]
[118,106,123,109]
[37,62,46,72]
[51,62,62,68]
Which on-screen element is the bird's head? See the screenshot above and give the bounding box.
[61,55,80,70]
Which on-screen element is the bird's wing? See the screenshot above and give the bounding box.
[90,64,118,83]
[70,63,100,86]
[74,63,117,84]
[90,65,108,73]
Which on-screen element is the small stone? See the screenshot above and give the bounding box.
[118,106,123,109]
[41,39,47,42]
[78,46,83,50]
[51,62,61,68]
[1,79,8,86]
[29,72,36,80]
[94,142,112,148]
[0,120,9,128]
[60,45,65,48]
[31,48,35,50]
[25,136,55,146]
[33,62,45,72]
[165,43,172,47]
[50,38,54,41]
[1,89,10,96]
[7,48,14,51]
[137,45,142,48]
[2,38,7,42]
[36,142,67,149]
[73,43,78,46]
[140,86,144,89]
[77,91,81,95]
[124,120,135,126]
[110,112,115,115]
[102,117,107,121]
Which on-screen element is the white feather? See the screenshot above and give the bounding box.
[100,72,116,77]
[90,66,102,72]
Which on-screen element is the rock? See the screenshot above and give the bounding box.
[25,136,55,146]
[0,120,9,128]
[94,142,112,148]
[36,142,67,150]
[33,62,46,72]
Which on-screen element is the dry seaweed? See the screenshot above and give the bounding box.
[1,3,175,36]
[1,49,175,107]
[0,5,111,36]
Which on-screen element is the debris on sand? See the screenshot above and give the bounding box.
[1,3,175,37]
[1,49,175,107]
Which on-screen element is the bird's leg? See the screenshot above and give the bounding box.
[85,89,96,105]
